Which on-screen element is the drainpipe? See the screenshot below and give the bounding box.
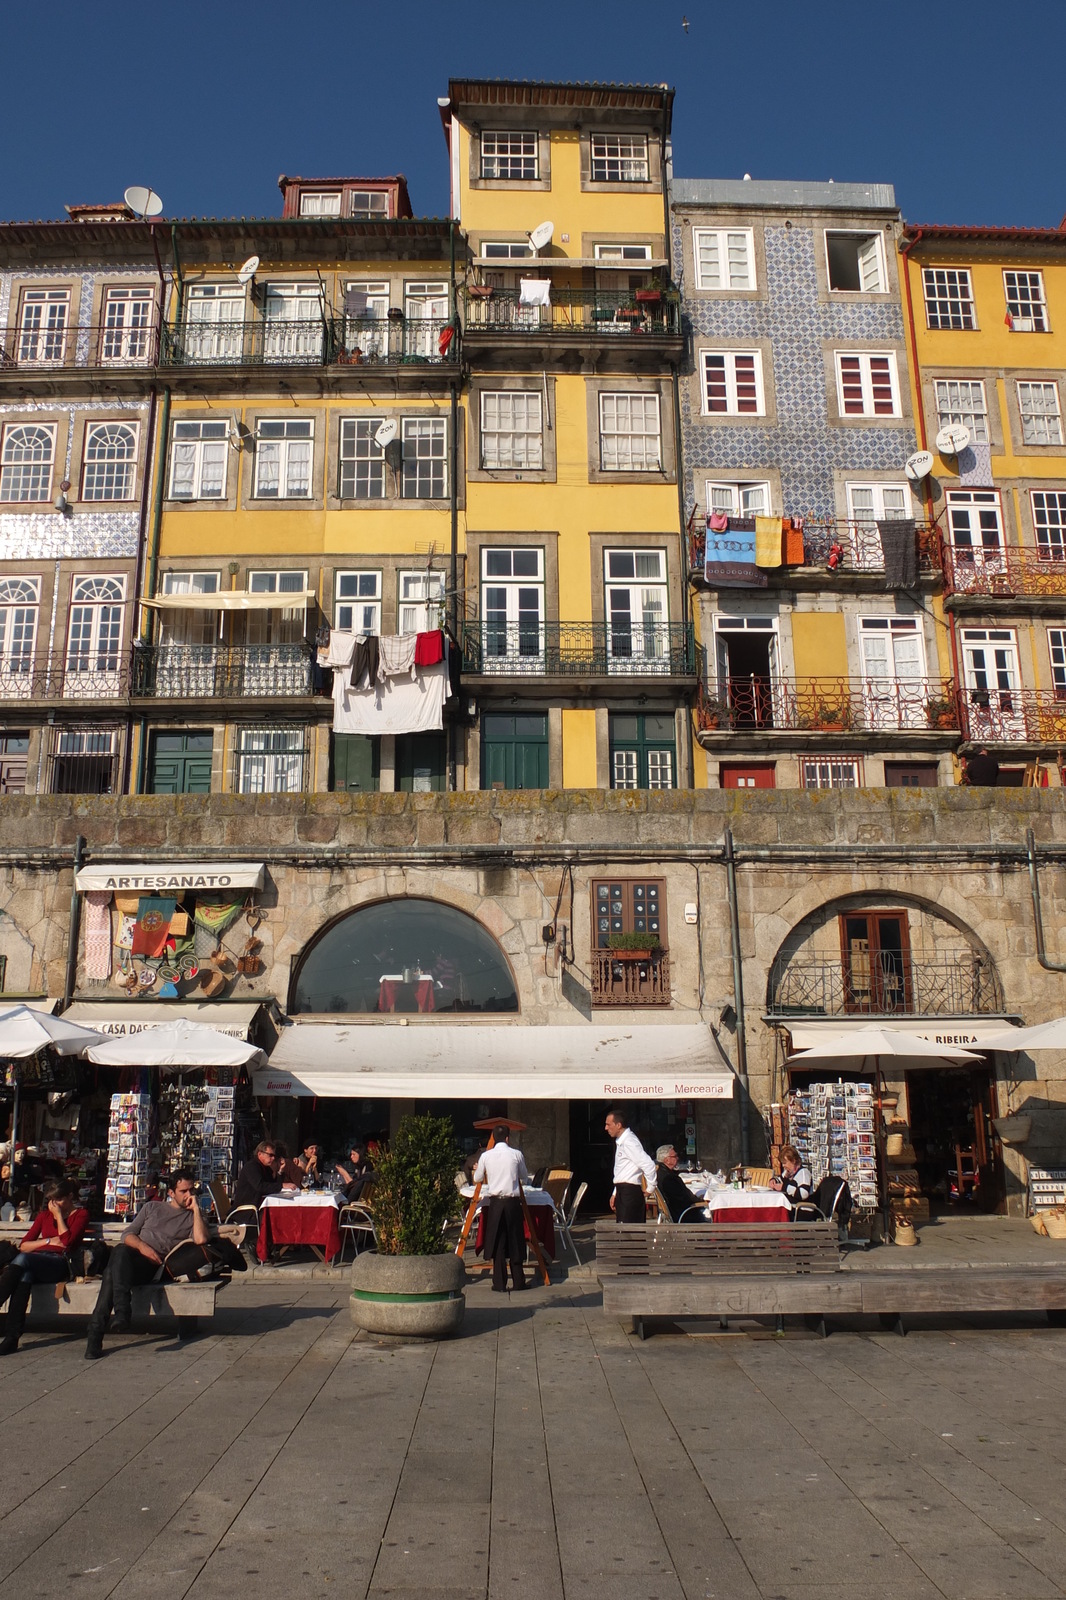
[135,383,170,795]
[723,827,751,1164]
[126,384,158,794]
[62,836,86,1009]
[1027,827,1066,972]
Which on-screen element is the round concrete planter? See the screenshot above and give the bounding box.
[350,1251,466,1339]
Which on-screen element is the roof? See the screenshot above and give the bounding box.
[0,215,458,266]
[903,223,1066,246]
[672,177,897,213]
[442,77,673,133]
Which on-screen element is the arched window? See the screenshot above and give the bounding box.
[291,898,519,1015]
[0,423,56,502]
[82,422,137,501]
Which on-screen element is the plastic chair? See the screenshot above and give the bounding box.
[337,1203,377,1263]
[553,1180,588,1265]
[207,1180,231,1222]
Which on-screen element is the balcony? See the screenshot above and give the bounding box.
[159,316,456,370]
[461,621,695,680]
[0,652,129,704]
[590,951,671,1007]
[688,519,942,583]
[131,644,313,700]
[772,950,1003,1018]
[696,676,959,737]
[463,287,681,339]
[945,544,1066,601]
[960,686,1066,745]
[0,324,158,384]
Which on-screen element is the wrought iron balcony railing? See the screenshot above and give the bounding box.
[463,287,681,337]
[131,643,313,699]
[946,544,1066,599]
[159,316,457,369]
[461,620,695,678]
[590,951,671,1007]
[0,652,129,701]
[0,322,158,371]
[960,686,1066,744]
[697,676,959,735]
[772,951,1003,1018]
[688,519,942,578]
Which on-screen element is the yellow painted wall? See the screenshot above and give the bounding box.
[561,709,598,786]
[790,611,848,681]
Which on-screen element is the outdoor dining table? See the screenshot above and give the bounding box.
[461,1184,557,1259]
[258,1190,343,1263]
[702,1186,792,1225]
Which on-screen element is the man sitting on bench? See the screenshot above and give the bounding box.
[85,1168,208,1360]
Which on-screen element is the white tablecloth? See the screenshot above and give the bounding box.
[703,1187,791,1218]
[262,1191,343,1210]
[460,1185,554,1209]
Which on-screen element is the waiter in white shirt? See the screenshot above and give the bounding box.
[473,1126,530,1293]
[605,1107,657,1224]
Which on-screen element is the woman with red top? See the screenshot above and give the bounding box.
[0,1178,89,1355]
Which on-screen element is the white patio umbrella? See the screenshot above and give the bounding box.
[0,1005,107,1181]
[788,1025,982,1064]
[976,1018,1066,1053]
[85,1017,264,1070]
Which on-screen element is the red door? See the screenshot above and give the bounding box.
[720,763,775,789]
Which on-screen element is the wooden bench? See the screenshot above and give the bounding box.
[26,1277,227,1340]
[595,1222,1066,1338]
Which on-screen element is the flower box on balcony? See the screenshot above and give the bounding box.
[467,285,494,300]
[606,933,663,958]
[925,696,956,729]
[634,289,662,305]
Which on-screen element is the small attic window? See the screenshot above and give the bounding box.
[300,191,342,217]
[825,231,886,293]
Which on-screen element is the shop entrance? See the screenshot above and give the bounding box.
[569,1099,696,1214]
[905,1065,1004,1213]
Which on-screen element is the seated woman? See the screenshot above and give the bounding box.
[0,1178,89,1355]
[770,1145,814,1209]
[336,1142,373,1203]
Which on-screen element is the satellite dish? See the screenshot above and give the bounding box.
[528,220,554,252]
[124,186,163,219]
[905,450,935,481]
[237,255,260,285]
[374,418,398,448]
[936,423,971,456]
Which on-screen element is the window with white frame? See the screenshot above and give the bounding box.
[255,418,313,498]
[81,422,138,501]
[701,351,764,415]
[49,726,118,794]
[17,288,69,363]
[835,351,900,416]
[800,757,862,789]
[604,549,669,671]
[399,570,445,633]
[482,242,533,259]
[922,267,975,330]
[248,570,307,598]
[0,423,56,502]
[1005,270,1048,331]
[825,231,886,293]
[946,489,1004,558]
[481,131,538,181]
[183,283,245,362]
[481,548,544,667]
[692,228,755,291]
[1017,381,1063,445]
[859,617,926,683]
[161,571,220,596]
[299,191,341,216]
[960,628,1021,736]
[159,571,220,653]
[404,282,449,359]
[706,481,772,517]
[169,420,228,500]
[846,482,910,522]
[262,283,323,361]
[599,393,661,471]
[594,243,654,261]
[343,281,389,359]
[100,286,153,363]
[480,391,543,469]
[66,576,125,677]
[237,726,306,794]
[401,417,447,498]
[245,572,308,652]
[590,132,649,183]
[0,578,40,679]
[347,190,389,219]
[934,378,989,443]
[335,572,382,634]
[1049,628,1066,697]
[339,418,386,499]
[1031,491,1066,558]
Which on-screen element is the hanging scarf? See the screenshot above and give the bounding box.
[193,898,244,958]
[84,892,113,981]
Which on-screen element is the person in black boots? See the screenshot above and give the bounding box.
[473,1126,530,1293]
[0,1179,90,1355]
[85,1169,208,1359]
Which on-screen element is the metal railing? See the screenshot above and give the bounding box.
[0,323,157,370]
[160,316,457,368]
[461,620,695,677]
[773,951,1003,1018]
[131,643,314,699]
[463,287,681,337]
[590,951,671,1007]
[960,686,1066,745]
[945,544,1066,599]
[0,651,129,702]
[688,519,942,577]
[697,676,958,734]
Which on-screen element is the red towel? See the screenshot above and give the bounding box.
[415,629,443,666]
[783,518,805,566]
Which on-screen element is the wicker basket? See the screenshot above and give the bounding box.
[885,1132,905,1158]
[992,1114,1032,1145]
[1044,1212,1066,1240]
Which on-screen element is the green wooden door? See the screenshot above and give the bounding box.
[396,732,447,792]
[481,712,549,790]
[332,733,380,792]
[147,731,213,794]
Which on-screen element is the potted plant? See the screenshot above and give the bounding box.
[813,699,852,732]
[350,1113,466,1339]
[699,694,730,731]
[925,694,957,730]
[606,931,663,960]
[467,284,494,300]
[634,287,662,305]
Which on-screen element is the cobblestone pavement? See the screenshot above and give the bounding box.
[2,1273,1066,1600]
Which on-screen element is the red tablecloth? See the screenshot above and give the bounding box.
[475,1202,555,1260]
[257,1200,342,1262]
[709,1201,791,1224]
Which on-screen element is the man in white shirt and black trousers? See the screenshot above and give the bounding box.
[473,1126,530,1293]
[606,1107,657,1223]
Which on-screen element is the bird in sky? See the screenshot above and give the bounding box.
[682,14,689,29]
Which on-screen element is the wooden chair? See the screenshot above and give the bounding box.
[543,1169,572,1212]
[953,1145,979,1200]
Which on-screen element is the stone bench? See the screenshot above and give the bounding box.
[26,1277,227,1340]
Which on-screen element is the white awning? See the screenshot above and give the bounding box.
[141,590,315,612]
[780,1018,1010,1050]
[253,1022,735,1100]
[64,1001,262,1040]
[75,862,265,893]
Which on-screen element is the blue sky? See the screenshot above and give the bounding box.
[3,0,1064,228]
